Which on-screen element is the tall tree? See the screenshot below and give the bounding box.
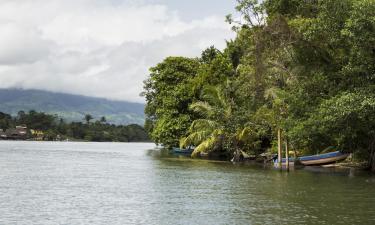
[84,114,93,124]
[100,116,107,123]
[142,57,200,147]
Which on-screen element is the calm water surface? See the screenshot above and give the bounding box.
[0,141,374,225]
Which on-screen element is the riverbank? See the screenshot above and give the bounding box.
[323,161,370,169]
[1,139,153,143]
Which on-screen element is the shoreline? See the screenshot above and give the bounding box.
[0,139,154,143]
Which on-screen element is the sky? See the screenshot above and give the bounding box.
[0,0,237,103]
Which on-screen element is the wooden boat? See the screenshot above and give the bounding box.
[172,147,194,155]
[299,151,350,166]
[274,151,350,167]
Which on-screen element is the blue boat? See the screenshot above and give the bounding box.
[274,151,350,166]
[172,147,194,155]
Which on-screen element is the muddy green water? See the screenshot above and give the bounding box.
[0,141,374,225]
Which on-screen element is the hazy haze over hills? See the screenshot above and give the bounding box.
[0,89,145,125]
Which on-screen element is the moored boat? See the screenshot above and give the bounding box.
[172,147,194,155]
[274,151,350,167]
[298,151,350,166]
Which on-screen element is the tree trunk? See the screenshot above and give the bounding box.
[285,139,289,171]
[231,139,242,162]
[369,137,375,172]
[277,129,282,169]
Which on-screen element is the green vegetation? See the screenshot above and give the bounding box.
[0,89,145,125]
[0,110,149,142]
[142,0,375,171]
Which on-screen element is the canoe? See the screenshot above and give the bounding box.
[172,147,194,155]
[274,151,350,166]
[299,151,350,166]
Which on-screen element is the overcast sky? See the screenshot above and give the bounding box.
[0,0,236,103]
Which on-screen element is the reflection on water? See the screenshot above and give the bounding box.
[0,141,374,225]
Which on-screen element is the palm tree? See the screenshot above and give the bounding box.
[100,116,107,123]
[181,85,255,158]
[255,87,289,167]
[84,114,93,124]
[184,84,259,160]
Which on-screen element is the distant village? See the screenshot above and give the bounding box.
[0,125,61,141]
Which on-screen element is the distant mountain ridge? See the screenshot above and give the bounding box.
[0,89,145,125]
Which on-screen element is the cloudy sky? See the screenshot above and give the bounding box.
[0,0,236,103]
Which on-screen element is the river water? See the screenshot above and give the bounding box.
[0,141,374,225]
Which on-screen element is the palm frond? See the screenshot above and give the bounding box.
[201,86,225,108]
[237,127,255,142]
[224,105,232,119]
[189,101,213,117]
[191,136,217,157]
[217,88,229,109]
[211,128,224,136]
[264,87,279,100]
[189,119,218,132]
[180,130,211,148]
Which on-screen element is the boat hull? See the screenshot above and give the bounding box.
[274,151,349,167]
[299,153,349,166]
[172,147,193,155]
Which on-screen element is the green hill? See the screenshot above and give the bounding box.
[0,89,145,125]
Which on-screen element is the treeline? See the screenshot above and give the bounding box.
[142,0,375,171]
[0,110,150,142]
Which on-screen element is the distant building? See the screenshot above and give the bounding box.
[0,129,6,139]
[30,129,44,141]
[16,125,27,129]
[5,125,28,140]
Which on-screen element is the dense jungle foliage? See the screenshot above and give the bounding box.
[142,0,375,171]
[0,110,149,142]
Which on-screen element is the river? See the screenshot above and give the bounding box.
[0,141,374,225]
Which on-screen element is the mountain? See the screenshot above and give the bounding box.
[0,89,145,125]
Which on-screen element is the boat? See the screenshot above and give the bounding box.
[274,151,350,167]
[274,157,296,166]
[298,151,350,166]
[172,147,194,155]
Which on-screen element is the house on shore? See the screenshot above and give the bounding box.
[0,129,7,139]
[30,129,44,141]
[4,125,28,140]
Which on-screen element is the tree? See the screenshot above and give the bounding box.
[141,0,375,170]
[200,46,221,63]
[180,86,231,157]
[0,112,13,130]
[297,90,375,171]
[84,114,93,124]
[226,0,266,29]
[141,57,200,147]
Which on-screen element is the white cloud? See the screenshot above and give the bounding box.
[0,22,52,64]
[0,0,234,102]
